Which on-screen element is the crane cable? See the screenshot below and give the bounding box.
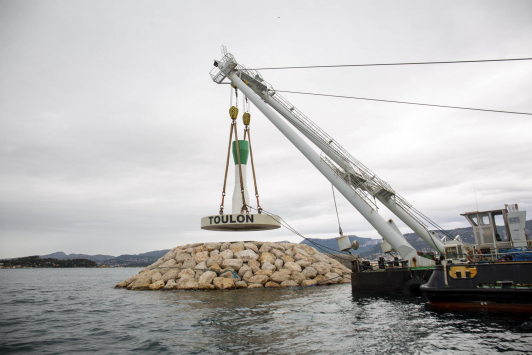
[248,57,532,70]
[246,205,354,262]
[331,185,343,237]
[242,96,262,213]
[219,119,234,215]
[273,90,532,116]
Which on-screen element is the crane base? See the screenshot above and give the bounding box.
[201,214,281,232]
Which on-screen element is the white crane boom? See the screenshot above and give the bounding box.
[211,50,441,264]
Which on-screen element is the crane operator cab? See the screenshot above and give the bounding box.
[458,204,531,263]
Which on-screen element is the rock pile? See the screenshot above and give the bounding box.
[116,241,352,291]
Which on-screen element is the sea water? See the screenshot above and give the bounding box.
[1,268,531,354]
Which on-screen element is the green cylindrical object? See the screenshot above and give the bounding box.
[232,140,249,165]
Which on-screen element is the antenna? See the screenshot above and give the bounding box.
[474,189,479,211]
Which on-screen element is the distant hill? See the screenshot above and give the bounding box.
[1,256,97,268]
[103,249,170,267]
[299,236,379,254]
[32,249,171,267]
[40,252,115,262]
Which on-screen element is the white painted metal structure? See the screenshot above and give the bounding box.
[232,163,250,214]
[210,49,447,266]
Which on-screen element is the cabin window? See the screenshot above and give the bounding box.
[469,215,479,226]
[493,214,508,241]
[479,214,490,225]
[445,246,459,259]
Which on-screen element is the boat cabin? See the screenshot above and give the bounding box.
[459,203,529,261]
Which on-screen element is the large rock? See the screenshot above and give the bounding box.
[177,277,199,290]
[130,274,153,290]
[270,249,285,259]
[248,283,263,289]
[198,271,217,286]
[164,279,178,289]
[302,266,318,279]
[248,275,269,285]
[244,243,259,253]
[235,281,248,289]
[195,261,207,273]
[151,272,162,283]
[259,244,271,253]
[194,245,208,254]
[175,253,192,263]
[283,262,302,272]
[331,267,345,276]
[234,249,259,262]
[265,281,280,288]
[259,253,275,265]
[278,268,292,275]
[204,242,221,251]
[248,260,261,273]
[255,269,273,277]
[301,279,317,287]
[124,275,139,285]
[296,259,311,268]
[149,280,165,290]
[220,249,234,260]
[293,247,310,258]
[291,271,306,285]
[270,271,291,283]
[293,253,308,261]
[183,257,197,269]
[213,277,235,290]
[229,242,245,254]
[261,262,276,272]
[115,281,127,288]
[210,264,222,273]
[238,264,252,277]
[161,269,180,282]
[206,254,223,268]
[314,275,328,284]
[298,244,317,255]
[220,270,236,279]
[311,254,330,264]
[178,268,195,279]
[282,255,294,263]
[274,259,284,270]
[220,243,230,252]
[280,280,299,288]
[194,251,209,264]
[311,262,330,275]
[324,272,341,284]
[161,259,177,268]
[222,258,243,271]
[243,270,253,281]
[269,243,286,251]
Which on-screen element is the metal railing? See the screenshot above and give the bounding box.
[320,154,379,211]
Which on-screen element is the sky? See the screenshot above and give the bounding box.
[1,0,531,258]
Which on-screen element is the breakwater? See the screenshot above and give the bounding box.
[116,241,351,290]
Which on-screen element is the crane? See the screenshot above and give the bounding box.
[210,48,455,267]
